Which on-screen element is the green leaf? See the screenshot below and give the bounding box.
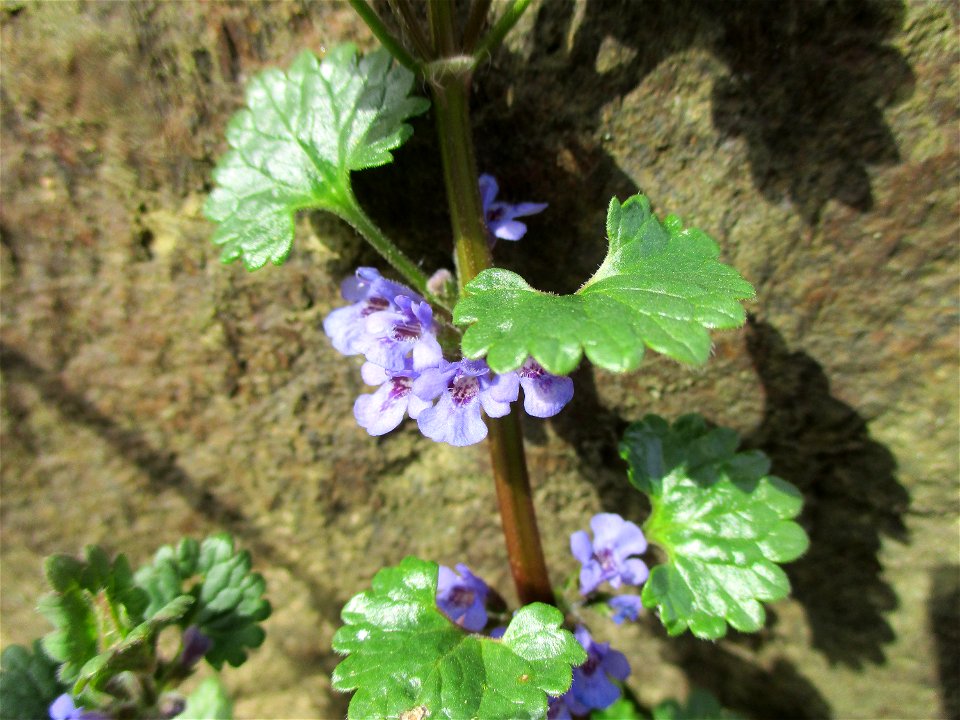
[652,688,743,720]
[39,547,150,684]
[135,534,271,669]
[621,414,809,640]
[73,595,194,696]
[594,696,646,720]
[331,557,586,720]
[0,641,66,720]
[183,677,234,720]
[204,44,429,270]
[454,195,755,374]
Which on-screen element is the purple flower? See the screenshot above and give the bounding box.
[49,695,109,720]
[570,513,649,596]
[363,295,443,372]
[547,697,573,720]
[488,625,507,639]
[322,267,418,358]
[437,564,489,632]
[558,626,630,716]
[479,174,548,242]
[608,595,643,624]
[354,361,431,436]
[413,359,519,446]
[177,625,212,669]
[516,358,574,417]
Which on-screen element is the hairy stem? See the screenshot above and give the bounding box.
[473,0,532,66]
[462,0,493,53]
[427,10,553,605]
[388,0,435,61]
[348,0,420,72]
[337,198,451,314]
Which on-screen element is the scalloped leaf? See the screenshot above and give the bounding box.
[38,547,149,684]
[621,414,809,639]
[204,44,429,270]
[331,557,586,720]
[135,534,271,669]
[454,195,754,375]
[0,641,66,720]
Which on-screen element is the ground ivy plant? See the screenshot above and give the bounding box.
[0,535,267,719]
[1,2,811,719]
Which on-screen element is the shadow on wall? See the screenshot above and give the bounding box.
[744,317,909,668]
[0,343,351,716]
[467,0,913,289]
[930,565,960,720]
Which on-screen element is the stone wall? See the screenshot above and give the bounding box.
[1,1,956,717]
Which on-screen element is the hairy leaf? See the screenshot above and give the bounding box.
[135,534,271,669]
[73,595,194,696]
[332,557,586,720]
[621,414,809,639]
[39,547,149,684]
[455,195,754,374]
[0,641,65,720]
[204,44,429,270]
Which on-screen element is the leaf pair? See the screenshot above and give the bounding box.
[207,47,756,379]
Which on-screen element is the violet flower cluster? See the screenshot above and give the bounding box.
[548,626,631,719]
[572,513,648,621]
[323,175,563,446]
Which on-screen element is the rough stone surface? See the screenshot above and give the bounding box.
[1,1,956,718]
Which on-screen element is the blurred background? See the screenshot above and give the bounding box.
[1,1,957,717]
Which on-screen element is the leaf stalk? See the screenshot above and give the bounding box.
[348,0,420,72]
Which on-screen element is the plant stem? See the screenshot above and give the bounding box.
[388,0,435,61]
[472,0,532,66]
[428,0,458,58]
[348,0,420,72]
[337,199,451,314]
[426,13,554,605]
[462,0,493,53]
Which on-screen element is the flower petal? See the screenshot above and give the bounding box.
[486,371,520,405]
[417,393,487,446]
[492,219,529,241]
[413,332,443,371]
[620,558,649,586]
[612,519,648,558]
[578,560,604,596]
[600,647,631,682]
[590,513,626,549]
[570,530,594,564]
[361,361,389,386]
[354,381,409,436]
[509,201,549,217]
[322,305,365,355]
[479,173,499,209]
[413,365,455,401]
[520,372,574,418]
